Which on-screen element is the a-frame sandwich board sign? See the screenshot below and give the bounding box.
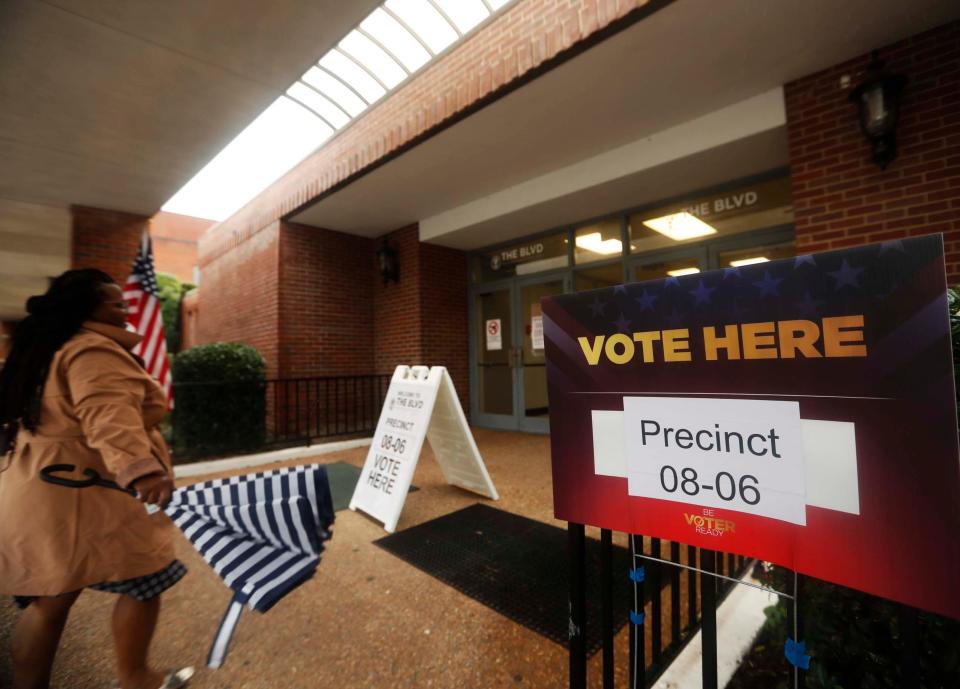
[350,365,498,532]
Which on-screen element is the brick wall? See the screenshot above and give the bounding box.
[71,205,148,284]
[199,0,657,267]
[371,225,470,413]
[786,21,960,280]
[373,225,422,374]
[419,241,469,412]
[278,222,375,377]
[150,211,211,284]
[196,221,281,375]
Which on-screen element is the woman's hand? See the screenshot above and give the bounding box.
[132,473,173,509]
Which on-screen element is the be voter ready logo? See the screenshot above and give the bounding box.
[542,235,960,620]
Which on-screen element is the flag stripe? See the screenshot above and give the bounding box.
[124,232,172,408]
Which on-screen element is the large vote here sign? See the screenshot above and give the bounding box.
[542,235,960,620]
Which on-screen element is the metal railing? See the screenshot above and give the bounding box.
[170,373,392,458]
[570,527,752,689]
[266,374,392,446]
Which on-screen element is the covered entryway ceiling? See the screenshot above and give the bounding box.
[0,0,380,319]
[0,0,381,215]
[290,0,959,250]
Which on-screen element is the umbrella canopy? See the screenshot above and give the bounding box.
[166,464,335,667]
[40,462,335,668]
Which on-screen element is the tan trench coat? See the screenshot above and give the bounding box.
[0,322,175,595]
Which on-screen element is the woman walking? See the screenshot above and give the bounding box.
[0,269,192,689]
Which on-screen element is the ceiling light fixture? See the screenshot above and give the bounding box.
[666,267,701,277]
[643,212,717,241]
[575,232,622,255]
[730,256,770,267]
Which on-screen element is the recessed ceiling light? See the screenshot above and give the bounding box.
[666,267,701,277]
[643,212,717,241]
[730,256,770,267]
[575,232,622,255]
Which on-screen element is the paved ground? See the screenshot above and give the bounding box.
[0,428,655,689]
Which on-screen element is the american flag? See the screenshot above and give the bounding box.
[124,231,172,406]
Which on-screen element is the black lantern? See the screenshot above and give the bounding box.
[848,51,907,170]
[376,240,399,283]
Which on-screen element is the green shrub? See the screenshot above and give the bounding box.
[172,342,266,459]
[156,273,195,354]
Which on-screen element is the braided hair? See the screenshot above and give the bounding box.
[0,268,116,432]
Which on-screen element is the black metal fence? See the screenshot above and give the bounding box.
[570,527,752,689]
[171,374,392,458]
[265,374,392,446]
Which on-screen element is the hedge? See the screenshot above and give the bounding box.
[172,342,266,459]
[157,272,195,354]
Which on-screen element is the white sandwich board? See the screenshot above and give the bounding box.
[350,365,498,532]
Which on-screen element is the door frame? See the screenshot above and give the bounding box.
[469,269,570,433]
[515,271,571,433]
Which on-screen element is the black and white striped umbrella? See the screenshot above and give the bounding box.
[40,462,336,669]
[166,464,335,668]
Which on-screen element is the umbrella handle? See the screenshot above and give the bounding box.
[39,464,137,496]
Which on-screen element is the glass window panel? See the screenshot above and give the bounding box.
[319,50,386,104]
[575,263,623,292]
[633,257,703,283]
[574,219,623,264]
[302,67,367,117]
[718,240,795,268]
[339,30,407,88]
[476,289,513,416]
[361,8,430,71]
[629,177,794,255]
[385,0,457,53]
[162,97,332,221]
[287,83,350,129]
[433,0,489,33]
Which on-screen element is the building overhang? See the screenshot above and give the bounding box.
[289,0,959,250]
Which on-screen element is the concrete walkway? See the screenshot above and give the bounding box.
[0,428,770,688]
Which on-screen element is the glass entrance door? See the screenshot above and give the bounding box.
[471,274,568,433]
[474,286,514,429]
[517,276,565,433]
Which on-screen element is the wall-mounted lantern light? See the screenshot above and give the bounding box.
[376,240,399,284]
[848,51,907,170]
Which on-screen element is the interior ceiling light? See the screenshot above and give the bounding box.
[162,0,517,222]
[643,212,718,241]
[666,267,701,277]
[575,232,622,255]
[730,256,770,267]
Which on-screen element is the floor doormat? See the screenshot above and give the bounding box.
[325,462,417,512]
[374,503,634,655]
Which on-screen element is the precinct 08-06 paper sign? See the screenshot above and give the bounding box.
[624,397,806,526]
[542,235,960,620]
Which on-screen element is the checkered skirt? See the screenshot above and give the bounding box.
[14,559,186,609]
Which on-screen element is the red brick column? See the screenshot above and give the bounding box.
[278,221,375,378]
[419,241,469,413]
[786,21,960,281]
[71,205,148,284]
